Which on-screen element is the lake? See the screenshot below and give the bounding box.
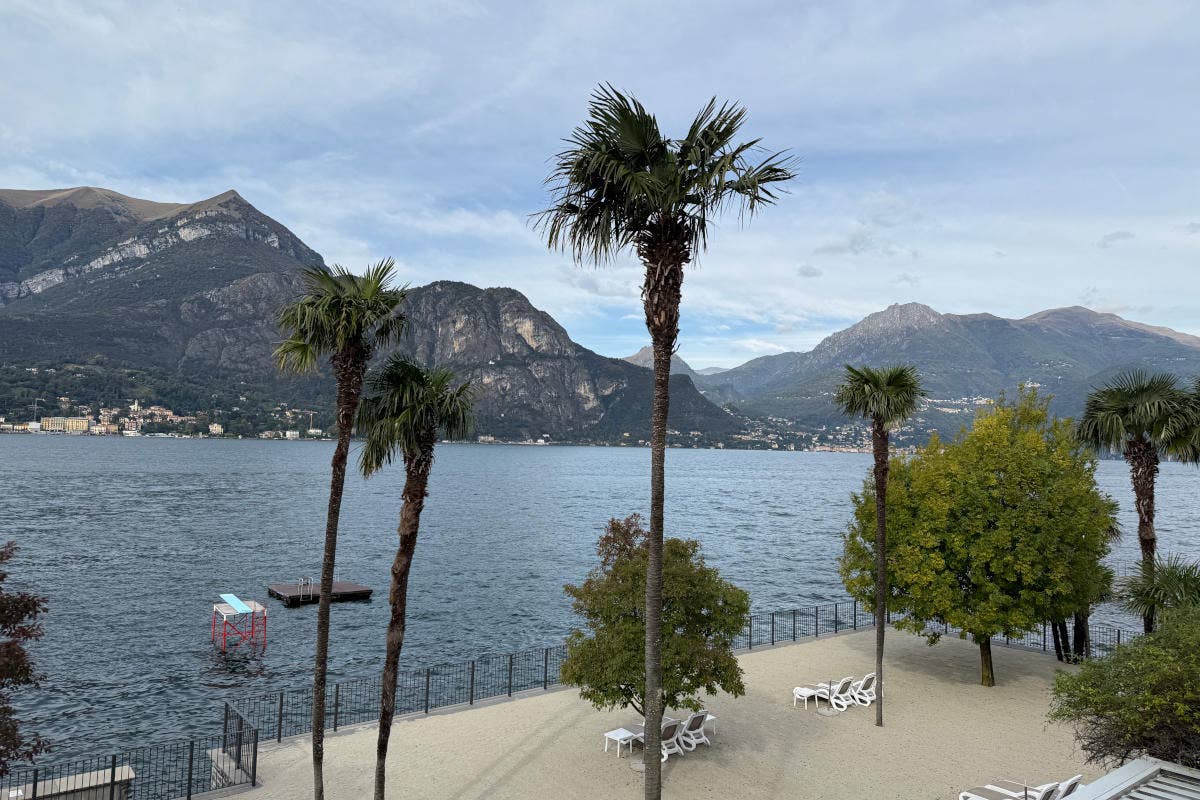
[2,436,1196,760]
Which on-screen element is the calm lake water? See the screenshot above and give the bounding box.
[2,436,1197,760]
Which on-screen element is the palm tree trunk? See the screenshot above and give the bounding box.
[870,418,888,727]
[1072,610,1089,661]
[976,635,995,687]
[311,351,366,800]
[639,242,683,800]
[374,436,435,800]
[1124,438,1159,633]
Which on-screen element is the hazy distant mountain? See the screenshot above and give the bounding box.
[696,366,729,376]
[398,282,739,441]
[697,302,1200,436]
[622,345,699,379]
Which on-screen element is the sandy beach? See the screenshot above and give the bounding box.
[241,629,1095,800]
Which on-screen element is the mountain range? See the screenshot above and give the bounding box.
[2,185,1198,445]
[0,187,734,442]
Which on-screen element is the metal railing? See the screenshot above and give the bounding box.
[2,599,1139,800]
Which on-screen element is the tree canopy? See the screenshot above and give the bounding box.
[1049,612,1200,769]
[560,515,750,716]
[839,387,1118,685]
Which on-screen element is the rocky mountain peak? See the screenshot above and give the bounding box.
[622,345,698,378]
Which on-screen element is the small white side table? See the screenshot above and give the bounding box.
[793,686,818,709]
[604,727,637,757]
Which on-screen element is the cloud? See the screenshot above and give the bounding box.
[796,264,823,278]
[1097,230,1135,248]
[732,338,789,354]
[1183,222,1200,234]
[894,272,922,286]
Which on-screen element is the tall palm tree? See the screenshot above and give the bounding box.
[834,364,924,727]
[538,84,794,798]
[1076,371,1193,632]
[356,356,473,800]
[275,260,406,800]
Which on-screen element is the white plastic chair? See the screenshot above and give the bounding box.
[813,676,856,711]
[959,782,1059,800]
[991,775,1082,800]
[851,672,876,706]
[633,719,686,763]
[678,711,711,751]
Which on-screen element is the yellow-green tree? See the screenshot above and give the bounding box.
[840,387,1118,686]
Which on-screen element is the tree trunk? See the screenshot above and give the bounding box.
[638,240,684,800]
[1056,619,1073,663]
[1050,618,1066,662]
[1124,438,1159,633]
[976,635,995,687]
[1072,610,1089,661]
[374,434,435,800]
[871,418,889,727]
[311,350,366,800]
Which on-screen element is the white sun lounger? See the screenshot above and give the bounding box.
[678,710,712,751]
[989,775,1082,799]
[812,676,857,711]
[960,781,1059,800]
[851,672,876,706]
[633,719,686,763]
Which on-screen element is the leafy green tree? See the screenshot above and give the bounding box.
[357,357,473,800]
[561,515,749,718]
[1075,371,1195,633]
[841,388,1118,686]
[538,85,793,798]
[0,543,47,777]
[1122,555,1200,629]
[834,364,924,727]
[1049,613,1200,769]
[274,260,406,800]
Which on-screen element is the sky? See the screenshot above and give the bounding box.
[2,0,1198,368]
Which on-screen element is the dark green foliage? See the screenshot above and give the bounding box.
[840,387,1118,685]
[0,542,48,777]
[560,515,750,716]
[1049,613,1200,768]
[1122,556,1200,627]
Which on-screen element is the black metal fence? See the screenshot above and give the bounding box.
[2,600,1138,800]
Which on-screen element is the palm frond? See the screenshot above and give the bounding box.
[357,356,476,476]
[274,259,407,373]
[1075,370,1190,454]
[535,84,796,267]
[834,364,926,429]
[1122,555,1200,622]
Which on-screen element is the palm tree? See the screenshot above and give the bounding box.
[356,356,473,800]
[275,260,406,800]
[1076,371,1193,632]
[834,364,924,726]
[1123,555,1200,630]
[538,84,794,798]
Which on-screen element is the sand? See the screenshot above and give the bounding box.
[242,630,1095,800]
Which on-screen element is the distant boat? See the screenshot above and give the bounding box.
[122,430,142,437]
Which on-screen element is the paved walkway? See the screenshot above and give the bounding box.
[243,630,1095,799]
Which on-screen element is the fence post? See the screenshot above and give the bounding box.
[748,618,753,649]
[770,614,775,646]
[223,702,230,742]
[108,754,117,800]
[251,728,259,787]
[236,713,245,768]
[1116,629,1121,646]
[507,654,514,697]
[31,768,38,800]
[792,609,797,640]
[333,683,340,732]
[469,661,475,704]
[543,648,549,690]
[834,604,839,633]
[1043,622,1047,652]
[424,668,431,714]
[277,691,285,742]
[853,599,858,629]
[186,740,195,800]
[814,605,819,637]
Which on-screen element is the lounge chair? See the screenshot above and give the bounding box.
[959,782,1059,800]
[813,676,856,711]
[851,672,876,706]
[633,719,686,763]
[678,710,711,751]
[990,775,1083,799]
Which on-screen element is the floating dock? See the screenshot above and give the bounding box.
[267,580,373,608]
